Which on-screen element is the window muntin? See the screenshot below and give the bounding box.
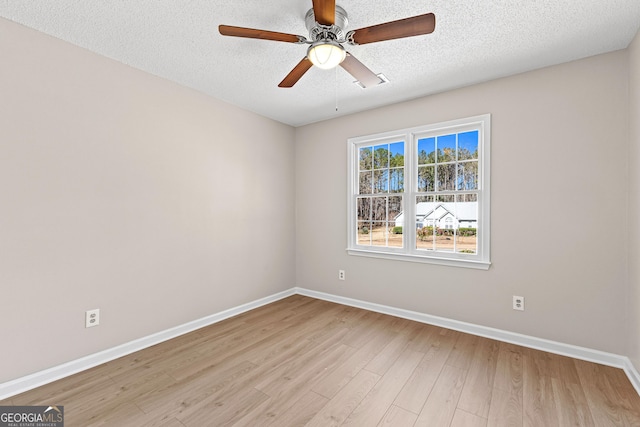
[347,115,490,269]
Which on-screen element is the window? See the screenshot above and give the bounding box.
[347,114,491,269]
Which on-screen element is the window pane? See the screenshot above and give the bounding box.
[359,147,372,170]
[437,134,456,162]
[388,194,403,247]
[389,228,403,247]
[435,199,456,252]
[390,168,404,193]
[357,221,372,245]
[456,234,476,254]
[371,197,387,221]
[416,194,434,204]
[388,195,403,221]
[416,225,435,250]
[373,170,389,193]
[369,222,388,246]
[357,197,371,221]
[458,131,478,160]
[390,142,404,167]
[390,202,411,229]
[436,194,455,203]
[457,161,478,190]
[457,193,478,203]
[435,228,455,251]
[418,165,434,192]
[418,137,435,165]
[436,193,455,252]
[374,145,389,169]
[415,195,434,250]
[437,164,456,191]
[455,194,478,254]
[359,171,373,194]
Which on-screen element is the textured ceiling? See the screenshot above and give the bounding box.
[1,1,639,126]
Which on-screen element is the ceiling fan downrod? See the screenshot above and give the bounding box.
[305,5,348,43]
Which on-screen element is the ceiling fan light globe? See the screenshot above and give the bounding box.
[308,42,346,70]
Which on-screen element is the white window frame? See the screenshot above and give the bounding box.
[347,114,491,270]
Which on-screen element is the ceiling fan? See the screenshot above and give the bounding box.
[218,0,435,88]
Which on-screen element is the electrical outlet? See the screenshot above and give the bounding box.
[338,270,345,281]
[85,309,100,328]
[513,296,524,311]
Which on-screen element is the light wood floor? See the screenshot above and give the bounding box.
[3,295,640,426]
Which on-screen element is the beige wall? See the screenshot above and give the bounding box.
[0,18,296,383]
[629,29,640,369]
[296,50,629,354]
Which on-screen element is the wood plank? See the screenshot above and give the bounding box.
[364,330,414,376]
[415,364,467,426]
[493,342,523,392]
[446,332,479,370]
[403,323,438,353]
[377,405,418,426]
[261,390,328,427]
[394,328,458,413]
[487,342,524,426]
[487,387,523,427]
[176,387,269,426]
[305,369,381,427]
[140,416,186,427]
[457,337,500,418]
[523,348,560,426]
[312,328,394,398]
[450,409,488,427]
[342,349,424,426]
[551,377,595,426]
[340,310,387,348]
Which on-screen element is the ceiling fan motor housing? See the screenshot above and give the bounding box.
[305,5,348,42]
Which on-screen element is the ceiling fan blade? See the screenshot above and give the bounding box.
[340,53,384,88]
[219,25,303,43]
[348,13,435,45]
[312,0,336,26]
[279,57,313,88]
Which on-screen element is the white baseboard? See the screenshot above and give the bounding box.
[2,286,640,400]
[0,289,295,400]
[623,358,640,396]
[293,287,640,396]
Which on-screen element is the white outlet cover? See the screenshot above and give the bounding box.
[513,296,525,311]
[85,309,100,328]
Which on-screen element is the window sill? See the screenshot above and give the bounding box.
[346,248,491,270]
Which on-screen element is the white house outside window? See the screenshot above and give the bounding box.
[347,114,491,269]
